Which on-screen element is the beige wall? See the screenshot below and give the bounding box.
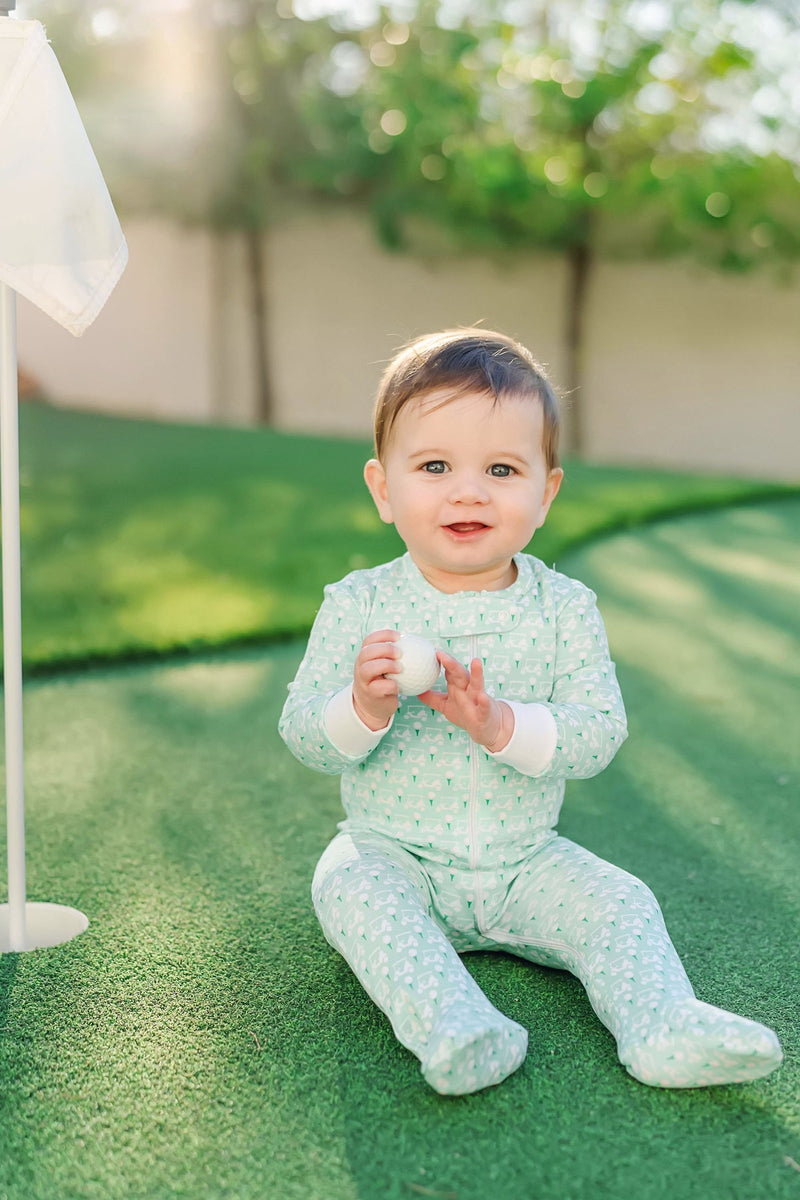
[265,214,568,444]
[17,212,800,480]
[19,221,217,423]
[584,260,800,478]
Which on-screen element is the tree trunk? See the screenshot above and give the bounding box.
[564,239,593,458]
[245,227,274,425]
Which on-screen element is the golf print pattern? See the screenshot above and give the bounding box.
[280,553,782,1093]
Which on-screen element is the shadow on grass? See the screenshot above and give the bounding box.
[0,500,798,1199]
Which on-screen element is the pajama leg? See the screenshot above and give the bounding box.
[495,838,782,1088]
[312,831,528,1095]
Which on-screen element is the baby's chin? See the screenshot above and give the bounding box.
[411,553,518,594]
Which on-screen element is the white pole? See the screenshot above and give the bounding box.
[0,281,26,951]
[0,283,88,953]
[0,3,90,951]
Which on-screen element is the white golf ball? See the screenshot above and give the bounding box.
[389,634,441,696]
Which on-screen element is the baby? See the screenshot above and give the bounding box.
[279,328,782,1095]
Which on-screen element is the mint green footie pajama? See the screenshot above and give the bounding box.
[281,553,783,1094]
[312,830,780,1093]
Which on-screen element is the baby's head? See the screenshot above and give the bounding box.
[373,327,560,470]
[365,328,563,593]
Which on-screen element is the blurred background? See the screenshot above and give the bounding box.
[14,0,800,478]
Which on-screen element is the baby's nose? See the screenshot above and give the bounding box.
[448,472,489,503]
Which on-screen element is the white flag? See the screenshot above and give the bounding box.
[0,19,127,336]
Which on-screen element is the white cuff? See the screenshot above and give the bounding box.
[323,683,394,758]
[487,701,557,776]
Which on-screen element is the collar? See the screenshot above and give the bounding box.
[391,553,538,637]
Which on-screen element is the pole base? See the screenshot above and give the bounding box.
[0,901,88,951]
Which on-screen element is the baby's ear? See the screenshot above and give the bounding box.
[363,459,394,524]
[535,467,564,529]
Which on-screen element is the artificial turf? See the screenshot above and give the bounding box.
[15,401,796,670]
[1,498,797,1200]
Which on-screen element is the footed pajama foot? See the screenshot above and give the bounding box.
[421,1007,528,1096]
[619,998,782,1088]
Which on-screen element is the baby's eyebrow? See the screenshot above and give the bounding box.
[490,451,531,466]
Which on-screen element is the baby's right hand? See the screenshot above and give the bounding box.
[352,630,400,731]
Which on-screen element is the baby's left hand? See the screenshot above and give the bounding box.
[418,652,514,754]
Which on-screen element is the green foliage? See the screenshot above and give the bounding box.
[293,0,800,271]
[23,0,800,266]
[207,3,339,230]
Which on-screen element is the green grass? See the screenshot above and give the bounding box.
[16,401,797,671]
[1,498,797,1200]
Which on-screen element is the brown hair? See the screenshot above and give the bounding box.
[373,327,561,470]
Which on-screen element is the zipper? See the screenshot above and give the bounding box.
[467,634,486,933]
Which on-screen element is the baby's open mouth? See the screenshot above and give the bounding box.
[445,522,489,533]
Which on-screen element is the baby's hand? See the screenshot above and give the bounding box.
[352,630,400,731]
[419,652,514,753]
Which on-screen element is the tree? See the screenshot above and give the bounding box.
[22,0,800,439]
[20,0,336,424]
[204,1,339,422]
[293,0,800,451]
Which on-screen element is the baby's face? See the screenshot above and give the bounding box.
[364,390,563,593]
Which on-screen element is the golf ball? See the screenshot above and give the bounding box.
[389,634,441,696]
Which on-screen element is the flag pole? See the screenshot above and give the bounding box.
[0,280,89,953]
[0,282,26,950]
[0,4,89,951]
[0,0,24,953]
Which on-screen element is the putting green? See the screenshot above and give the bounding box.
[0,499,797,1200]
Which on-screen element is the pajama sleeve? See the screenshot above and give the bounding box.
[492,583,627,781]
[278,580,392,774]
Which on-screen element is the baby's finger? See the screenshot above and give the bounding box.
[359,653,400,682]
[362,629,399,648]
[369,676,400,698]
[358,638,399,666]
[360,640,399,663]
[418,688,446,711]
[468,657,486,693]
[438,650,469,689]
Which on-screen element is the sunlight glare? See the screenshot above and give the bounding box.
[156,659,272,712]
[380,108,407,135]
[89,8,121,40]
[705,191,731,217]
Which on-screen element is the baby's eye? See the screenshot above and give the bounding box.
[421,461,447,474]
[488,463,515,477]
